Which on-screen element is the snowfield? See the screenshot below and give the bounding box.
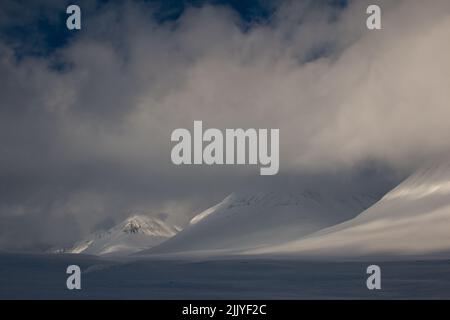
[2,253,450,299]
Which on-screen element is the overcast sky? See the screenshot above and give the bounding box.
[1,0,450,251]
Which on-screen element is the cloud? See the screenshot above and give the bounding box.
[0,0,449,250]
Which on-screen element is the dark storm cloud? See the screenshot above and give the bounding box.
[1,0,449,251]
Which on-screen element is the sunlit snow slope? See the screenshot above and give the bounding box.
[145,190,378,255]
[250,162,450,258]
[66,215,180,256]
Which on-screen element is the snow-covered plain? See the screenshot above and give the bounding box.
[2,252,450,299]
[62,215,180,256]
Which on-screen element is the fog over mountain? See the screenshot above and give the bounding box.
[1,0,450,251]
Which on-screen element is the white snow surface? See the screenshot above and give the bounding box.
[66,214,180,256]
[249,162,450,258]
[145,189,378,255]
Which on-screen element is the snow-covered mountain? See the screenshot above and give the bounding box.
[64,214,180,256]
[144,189,379,255]
[249,162,450,259]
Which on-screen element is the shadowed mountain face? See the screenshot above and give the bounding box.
[143,189,379,255]
[249,162,450,258]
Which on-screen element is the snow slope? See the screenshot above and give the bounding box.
[65,215,180,256]
[250,162,450,258]
[4,252,450,299]
[144,189,378,255]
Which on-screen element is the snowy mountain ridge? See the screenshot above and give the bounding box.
[64,214,180,256]
[248,161,450,258]
[190,190,376,225]
[144,188,379,255]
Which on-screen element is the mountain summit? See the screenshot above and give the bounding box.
[65,214,180,256]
